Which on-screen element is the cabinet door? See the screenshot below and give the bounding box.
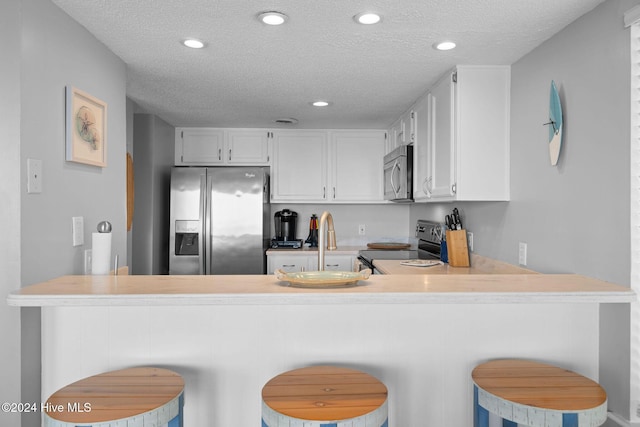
[324,255,354,271]
[271,131,327,202]
[428,72,456,199]
[308,255,354,271]
[330,131,385,202]
[412,95,431,201]
[176,128,224,165]
[387,118,401,154]
[177,128,225,164]
[226,130,270,165]
[267,255,309,274]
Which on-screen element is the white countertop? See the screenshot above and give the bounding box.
[7,273,635,306]
[266,246,363,256]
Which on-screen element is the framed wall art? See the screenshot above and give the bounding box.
[65,86,107,167]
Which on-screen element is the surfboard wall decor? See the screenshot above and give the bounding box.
[548,80,563,166]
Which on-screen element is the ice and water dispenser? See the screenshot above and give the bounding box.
[174,220,200,256]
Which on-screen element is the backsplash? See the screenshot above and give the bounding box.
[270,203,412,246]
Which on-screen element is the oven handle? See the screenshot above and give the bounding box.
[356,255,375,273]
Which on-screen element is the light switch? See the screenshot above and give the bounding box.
[72,216,84,246]
[27,158,42,193]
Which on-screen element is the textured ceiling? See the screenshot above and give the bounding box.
[52,0,606,129]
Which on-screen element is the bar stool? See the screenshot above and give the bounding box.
[261,365,388,427]
[43,367,184,427]
[472,359,607,427]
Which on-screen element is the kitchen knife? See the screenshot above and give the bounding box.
[445,215,455,230]
[452,208,462,229]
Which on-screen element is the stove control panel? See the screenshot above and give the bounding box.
[415,220,443,244]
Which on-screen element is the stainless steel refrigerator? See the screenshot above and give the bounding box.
[169,167,270,274]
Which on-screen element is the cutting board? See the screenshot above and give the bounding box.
[367,242,410,250]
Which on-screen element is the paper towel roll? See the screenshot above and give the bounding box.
[92,232,112,275]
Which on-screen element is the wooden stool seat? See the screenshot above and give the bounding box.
[472,359,607,427]
[43,367,184,427]
[261,366,388,427]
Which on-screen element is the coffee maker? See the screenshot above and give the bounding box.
[271,209,302,248]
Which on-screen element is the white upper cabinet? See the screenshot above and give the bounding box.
[411,65,511,202]
[427,71,456,199]
[175,128,271,166]
[386,109,415,154]
[330,130,385,202]
[271,130,328,202]
[176,128,225,164]
[270,130,386,203]
[412,93,431,201]
[226,130,270,164]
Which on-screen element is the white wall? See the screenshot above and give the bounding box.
[15,0,127,425]
[0,0,23,425]
[132,113,175,274]
[271,203,411,246]
[410,0,636,422]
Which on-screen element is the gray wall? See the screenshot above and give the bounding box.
[132,113,175,275]
[410,0,635,421]
[0,0,23,425]
[14,0,127,425]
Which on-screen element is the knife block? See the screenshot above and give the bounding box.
[445,229,470,267]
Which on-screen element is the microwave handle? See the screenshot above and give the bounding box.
[390,161,400,196]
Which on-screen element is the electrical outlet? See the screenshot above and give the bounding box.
[84,250,92,275]
[518,242,527,266]
[467,232,473,252]
[27,158,43,194]
[358,224,366,235]
[72,216,84,246]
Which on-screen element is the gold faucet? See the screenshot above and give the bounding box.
[318,211,337,271]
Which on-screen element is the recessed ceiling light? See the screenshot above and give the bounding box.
[182,38,205,49]
[311,101,331,107]
[354,12,381,25]
[434,41,456,51]
[258,11,288,25]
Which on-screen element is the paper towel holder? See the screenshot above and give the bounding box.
[97,221,112,233]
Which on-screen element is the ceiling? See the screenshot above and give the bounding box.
[52,0,606,129]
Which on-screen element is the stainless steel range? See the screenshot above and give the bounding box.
[415,219,443,260]
[357,248,418,274]
[357,220,443,274]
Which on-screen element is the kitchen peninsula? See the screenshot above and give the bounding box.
[9,274,634,427]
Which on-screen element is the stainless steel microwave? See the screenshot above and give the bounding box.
[383,144,413,202]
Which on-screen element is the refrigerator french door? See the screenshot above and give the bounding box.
[169,167,270,274]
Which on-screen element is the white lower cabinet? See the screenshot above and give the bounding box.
[267,255,309,274]
[308,255,355,272]
[267,253,355,274]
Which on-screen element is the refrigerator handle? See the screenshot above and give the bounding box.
[200,172,209,275]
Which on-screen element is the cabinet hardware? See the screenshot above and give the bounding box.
[423,176,432,197]
[218,148,221,161]
[229,149,232,161]
[451,183,457,194]
[452,71,458,83]
[333,187,336,199]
